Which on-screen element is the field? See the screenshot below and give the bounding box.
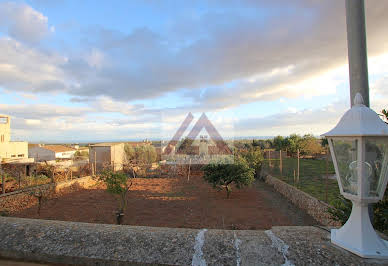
[263,158,341,205]
[12,172,317,229]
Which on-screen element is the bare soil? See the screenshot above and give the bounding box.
[12,173,317,230]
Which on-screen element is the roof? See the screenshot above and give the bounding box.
[90,142,124,147]
[39,145,76,153]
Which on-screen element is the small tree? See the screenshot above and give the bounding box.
[29,187,53,216]
[99,170,132,224]
[202,157,254,199]
[240,147,263,179]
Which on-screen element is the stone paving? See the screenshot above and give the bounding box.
[0,217,387,265]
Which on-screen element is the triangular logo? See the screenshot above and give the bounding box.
[163,112,232,156]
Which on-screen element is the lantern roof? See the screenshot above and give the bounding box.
[322,93,388,137]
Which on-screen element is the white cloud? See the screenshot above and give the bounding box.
[0,2,52,43]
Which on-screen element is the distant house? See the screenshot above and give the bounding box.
[0,115,30,162]
[89,143,125,173]
[29,145,77,162]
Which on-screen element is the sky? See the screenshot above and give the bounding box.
[0,0,388,143]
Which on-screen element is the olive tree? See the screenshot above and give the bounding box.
[202,157,254,199]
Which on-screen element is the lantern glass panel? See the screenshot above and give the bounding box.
[365,138,388,198]
[332,139,358,195]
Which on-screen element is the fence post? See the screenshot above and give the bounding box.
[268,150,272,168]
[187,158,191,181]
[279,150,283,176]
[297,149,300,183]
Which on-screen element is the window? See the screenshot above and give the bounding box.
[11,155,16,158]
[0,117,8,124]
[18,154,24,157]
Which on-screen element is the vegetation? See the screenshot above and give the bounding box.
[28,187,53,216]
[239,147,264,179]
[329,191,388,236]
[124,144,157,165]
[98,170,132,224]
[124,144,157,177]
[202,157,254,199]
[262,157,340,204]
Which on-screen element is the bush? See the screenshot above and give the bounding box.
[239,147,263,179]
[329,189,388,236]
[202,157,254,199]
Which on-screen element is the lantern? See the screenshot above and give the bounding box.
[322,93,388,258]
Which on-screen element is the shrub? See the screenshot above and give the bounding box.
[202,157,254,199]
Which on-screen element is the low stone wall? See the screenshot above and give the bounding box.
[0,217,384,265]
[0,176,96,214]
[264,175,341,226]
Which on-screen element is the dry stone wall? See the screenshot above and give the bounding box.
[264,175,341,226]
[0,176,96,214]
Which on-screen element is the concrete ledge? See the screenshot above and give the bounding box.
[264,175,340,226]
[0,217,387,265]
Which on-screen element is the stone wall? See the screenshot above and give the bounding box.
[264,175,341,226]
[0,217,384,265]
[0,176,96,214]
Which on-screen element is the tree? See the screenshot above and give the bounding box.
[135,145,157,165]
[240,147,264,179]
[284,134,303,156]
[273,136,285,151]
[202,157,254,199]
[99,170,132,225]
[299,134,323,156]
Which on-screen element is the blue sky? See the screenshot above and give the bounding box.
[0,0,388,143]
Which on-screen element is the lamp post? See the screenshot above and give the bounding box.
[322,93,388,258]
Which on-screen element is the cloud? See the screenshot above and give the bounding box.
[0,37,66,92]
[0,2,52,43]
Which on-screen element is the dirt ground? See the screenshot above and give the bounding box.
[12,173,317,230]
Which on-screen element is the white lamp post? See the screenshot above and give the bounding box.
[322,93,388,258]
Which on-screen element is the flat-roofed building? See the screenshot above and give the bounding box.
[89,143,125,173]
[0,115,29,162]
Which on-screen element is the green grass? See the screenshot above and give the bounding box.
[263,158,341,205]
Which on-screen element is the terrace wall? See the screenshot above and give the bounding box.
[0,217,383,265]
[264,175,341,226]
[0,176,96,214]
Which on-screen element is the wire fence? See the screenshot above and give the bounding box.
[261,150,341,206]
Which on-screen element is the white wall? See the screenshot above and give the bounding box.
[55,150,76,159]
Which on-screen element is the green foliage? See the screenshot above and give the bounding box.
[284,134,303,155]
[239,147,264,179]
[328,196,352,224]
[329,191,388,236]
[124,144,157,165]
[99,170,132,219]
[299,134,323,156]
[273,136,286,151]
[374,191,388,235]
[202,157,255,198]
[124,144,136,162]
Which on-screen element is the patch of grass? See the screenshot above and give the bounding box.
[264,158,340,205]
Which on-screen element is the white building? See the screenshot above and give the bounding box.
[29,145,77,162]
